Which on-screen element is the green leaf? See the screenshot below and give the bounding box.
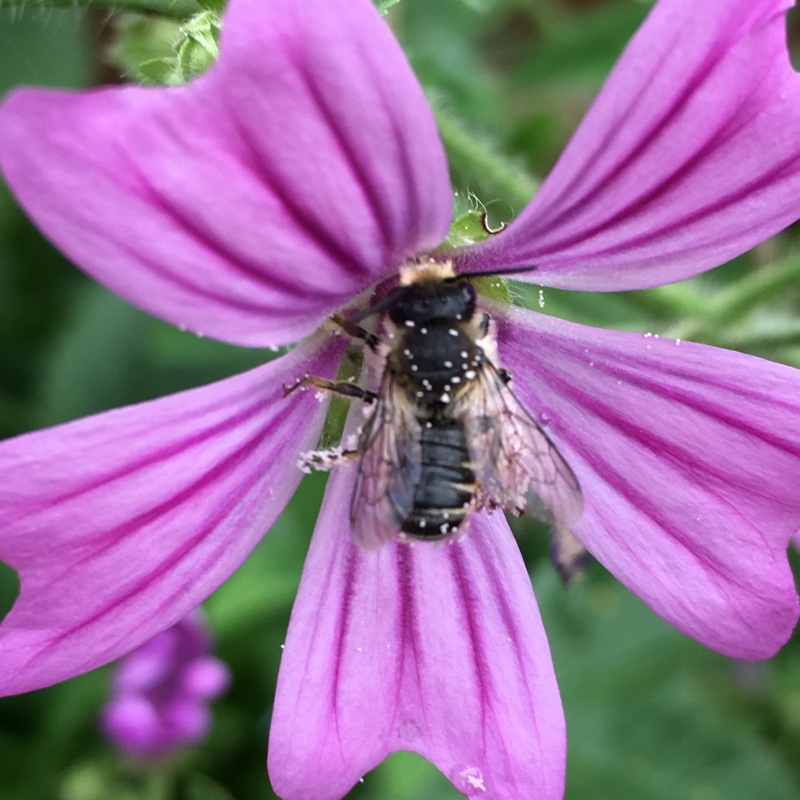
[32,286,152,428]
[182,773,235,800]
[534,566,800,800]
[433,103,539,211]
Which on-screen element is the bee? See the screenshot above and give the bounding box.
[287,259,584,557]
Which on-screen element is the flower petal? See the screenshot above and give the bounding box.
[0,336,344,695]
[497,304,800,658]
[456,0,800,290]
[269,465,565,800]
[0,0,451,348]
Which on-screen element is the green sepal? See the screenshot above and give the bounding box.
[138,56,182,85]
[374,0,401,15]
[443,208,491,249]
[442,209,514,305]
[113,8,220,85]
[174,9,221,81]
[472,274,514,306]
[112,16,183,83]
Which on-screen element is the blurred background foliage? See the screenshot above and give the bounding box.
[1,0,800,798]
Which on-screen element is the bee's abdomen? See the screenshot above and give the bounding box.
[401,423,475,538]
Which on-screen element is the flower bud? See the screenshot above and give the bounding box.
[101,611,229,759]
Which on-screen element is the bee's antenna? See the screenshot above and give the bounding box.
[349,286,404,323]
[445,264,538,282]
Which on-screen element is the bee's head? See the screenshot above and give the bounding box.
[387,277,476,325]
[351,259,532,326]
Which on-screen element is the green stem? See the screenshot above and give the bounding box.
[144,768,175,800]
[517,0,570,38]
[432,105,539,210]
[715,323,800,353]
[669,255,800,341]
[0,0,201,18]
[623,282,711,321]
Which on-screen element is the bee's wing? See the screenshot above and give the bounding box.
[462,363,584,529]
[349,372,422,550]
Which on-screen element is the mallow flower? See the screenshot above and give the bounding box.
[102,611,230,759]
[2,0,800,797]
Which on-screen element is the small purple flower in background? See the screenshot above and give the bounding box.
[2,0,800,798]
[101,611,229,760]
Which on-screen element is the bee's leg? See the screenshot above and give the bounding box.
[331,313,382,353]
[300,446,363,472]
[497,367,512,385]
[284,375,379,404]
[478,312,492,337]
[289,375,373,472]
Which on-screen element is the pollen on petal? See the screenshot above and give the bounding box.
[451,766,488,795]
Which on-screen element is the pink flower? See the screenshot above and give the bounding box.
[102,611,230,759]
[2,0,800,797]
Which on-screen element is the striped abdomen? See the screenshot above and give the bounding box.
[401,422,475,538]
